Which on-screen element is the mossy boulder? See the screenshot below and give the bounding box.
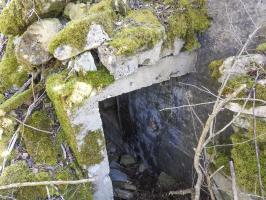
[0,0,67,36]
[98,9,165,79]
[15,18,63,66]
[166,0,210,51]
[22,111,57,165]
[49,0,115,60]
[0,37,28,93]
[109,9,164,56]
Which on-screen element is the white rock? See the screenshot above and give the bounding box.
[68,51,97,73]
[15,18,63,66]
[98,40,163,79]
[64,2,90,20]
[226,102,266,118]
[160,38,185,58]
[54,24,110,60]
[218,54,266,83]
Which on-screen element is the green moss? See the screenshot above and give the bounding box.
[208,147,231,175]
[0,37,28,93]
[0,161,48,200]
[49,0,115,54]
[208,59,224,79]
[246,119,266,143]
[46,70,112,167]
[0,84,42,113]
[223,75,266,107]
[109,9,164,56]
[78,129,104,166]
[22,111,57,165]
[55,167,93,200]
[0,94,4,104]
[167,0,210,51]
[231,133,266,193]
[46,73,80,164]
[256,42,266,52]
[0,0,65,35]
[83,66,114,89]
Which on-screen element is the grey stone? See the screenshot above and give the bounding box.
[218,54,266,83]
[114,188,134,199]
[157,172,177,189]
[120,155,136,166]
[110,169,128,182]
[68,51,97,74]
[98,40,163,79]
[15,18,62,66]
[113,181,137,191]
[54,24,110,60]
[64,2,90,20]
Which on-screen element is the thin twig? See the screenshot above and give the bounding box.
[0,179,94,190]
[169,188,192,196]
[252,86,264,197]
[229,161,238,200]
[12,117,53,134]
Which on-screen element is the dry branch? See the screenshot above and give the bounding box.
[0,179,94,190]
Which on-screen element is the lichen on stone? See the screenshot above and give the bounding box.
[109,9,165,56]
[0,37,28,93]
[22,111,57,165]
[166,0,210,51]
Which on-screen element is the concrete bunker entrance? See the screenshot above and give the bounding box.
[99,82,195,200]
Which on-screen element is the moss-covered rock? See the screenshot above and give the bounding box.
[0,84,42,113]
[49,0,115,60]
[23,111,57,165]
[46,69,113,167]
[55,167,93,200]
[15,18,63,66]
[78,129,105,166]
[0,37,28,93]
[231,133,266,193]
[0,161,49,200]
[223,75,266,107]
[0,0,67,36]
[166,0,210,51]
[109,9,164,56]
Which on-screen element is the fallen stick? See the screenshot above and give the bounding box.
[0,179,95,190]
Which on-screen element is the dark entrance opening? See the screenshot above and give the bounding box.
[99,83,197,200]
